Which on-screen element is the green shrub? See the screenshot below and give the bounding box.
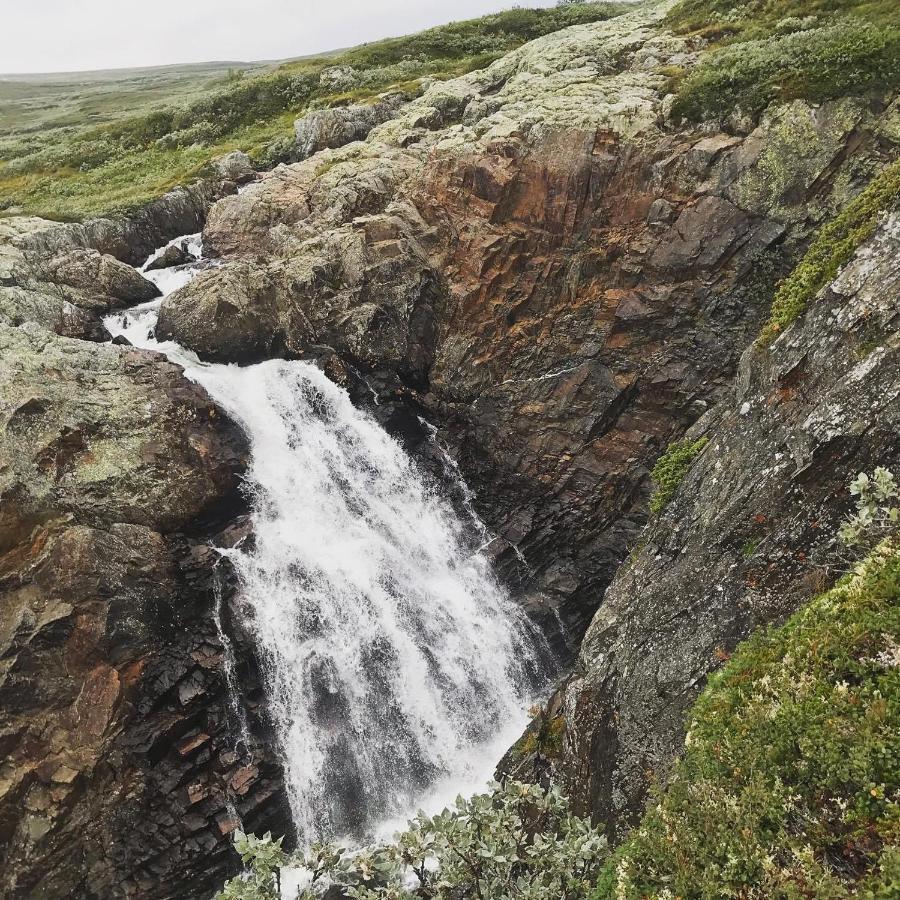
[649,437,709,514]
[671,19,900,122]
[592,542,900,898]
[666,0,900,122]
[217,780,608,900]
[759,158,900,344]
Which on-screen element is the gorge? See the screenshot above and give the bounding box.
[0,0,898,897]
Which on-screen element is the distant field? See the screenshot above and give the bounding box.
[0,62,273,134]
[0,3,631,222]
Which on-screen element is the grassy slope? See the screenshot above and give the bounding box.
[667,0,900,121]
[592,544,900,899]
[0,2,630,222]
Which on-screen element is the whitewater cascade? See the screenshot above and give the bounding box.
[105,239,543,843]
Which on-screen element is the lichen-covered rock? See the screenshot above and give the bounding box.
[293,94,405,159]
[0,323,246,536]
[0,324,292,897]
[556,213,900,836]
[211,150,256,183]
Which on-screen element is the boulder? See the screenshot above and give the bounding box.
[211,150,256,184]
[144,240,194,272]
[0,323,247,537]
[294,94,406,159]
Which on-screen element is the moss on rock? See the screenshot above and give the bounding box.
[592,543,900,899]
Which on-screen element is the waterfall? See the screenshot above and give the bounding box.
[105,243,543,844]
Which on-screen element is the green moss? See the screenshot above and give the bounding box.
[517,712,567,760]
[759,158,900,345]
[667,0,900,122]
[592,544,900,899]
[649,436,709,515]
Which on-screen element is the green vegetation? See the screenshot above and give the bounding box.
[759,158,900,344]
[217,780,608,900]
[592,542,900,898]
[0,2,629,221]
[649,436,709,514]
[666,0,900,121]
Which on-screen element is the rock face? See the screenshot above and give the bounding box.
[293,94,406,159]
[555,214,900,836]
[0,326,291,897]
[11,178,238,267]
[0,223,161,342]
[0,2,898,895]
[158,0,897,650]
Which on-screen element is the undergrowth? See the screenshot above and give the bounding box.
[592,542,900,898]
[666,0,900,122]
[649,436,709,514]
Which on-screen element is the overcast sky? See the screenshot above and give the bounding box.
[1,0,561,74]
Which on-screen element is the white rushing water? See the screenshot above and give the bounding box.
[106,241,543,844]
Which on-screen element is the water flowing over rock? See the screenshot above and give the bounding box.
[109,257,544,845]
[158,0,897,652]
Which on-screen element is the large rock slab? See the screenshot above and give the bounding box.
[558,214,900,836]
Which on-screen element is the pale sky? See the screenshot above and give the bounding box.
[0,0,560,74]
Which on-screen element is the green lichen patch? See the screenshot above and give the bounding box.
[759,158,900,345]
[592,543,900,899]
[649,436,709,514]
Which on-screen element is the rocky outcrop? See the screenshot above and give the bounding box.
[0,326,290,897]
[553,213,900,837]
[0,223,160,342]
[293,94,406,159]
[11,178,238,267]
[157,0,898,650]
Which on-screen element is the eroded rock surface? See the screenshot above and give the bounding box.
[554,214,900,836]
[158,0,898,648]
[0,327,290,897]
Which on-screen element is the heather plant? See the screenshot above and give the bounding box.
[839,468,900,553]
[648,436,709,514]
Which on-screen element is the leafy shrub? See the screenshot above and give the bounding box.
[648,437,709,514]
[217,780,608,900]
[759,158,900,344]
[840,468,900,553]
[592,541,900,898]
[671,19,900,122]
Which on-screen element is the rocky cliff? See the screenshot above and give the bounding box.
[0,0,898,895]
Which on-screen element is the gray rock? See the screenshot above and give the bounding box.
[557,214,900,837]
[294,94,405,159]
[211,150,256,184]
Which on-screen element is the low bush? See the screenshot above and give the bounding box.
[217,780,608,900]
[667,0,900,122]
[592,541,900,898]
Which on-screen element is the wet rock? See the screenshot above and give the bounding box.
[144,241,194,272]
